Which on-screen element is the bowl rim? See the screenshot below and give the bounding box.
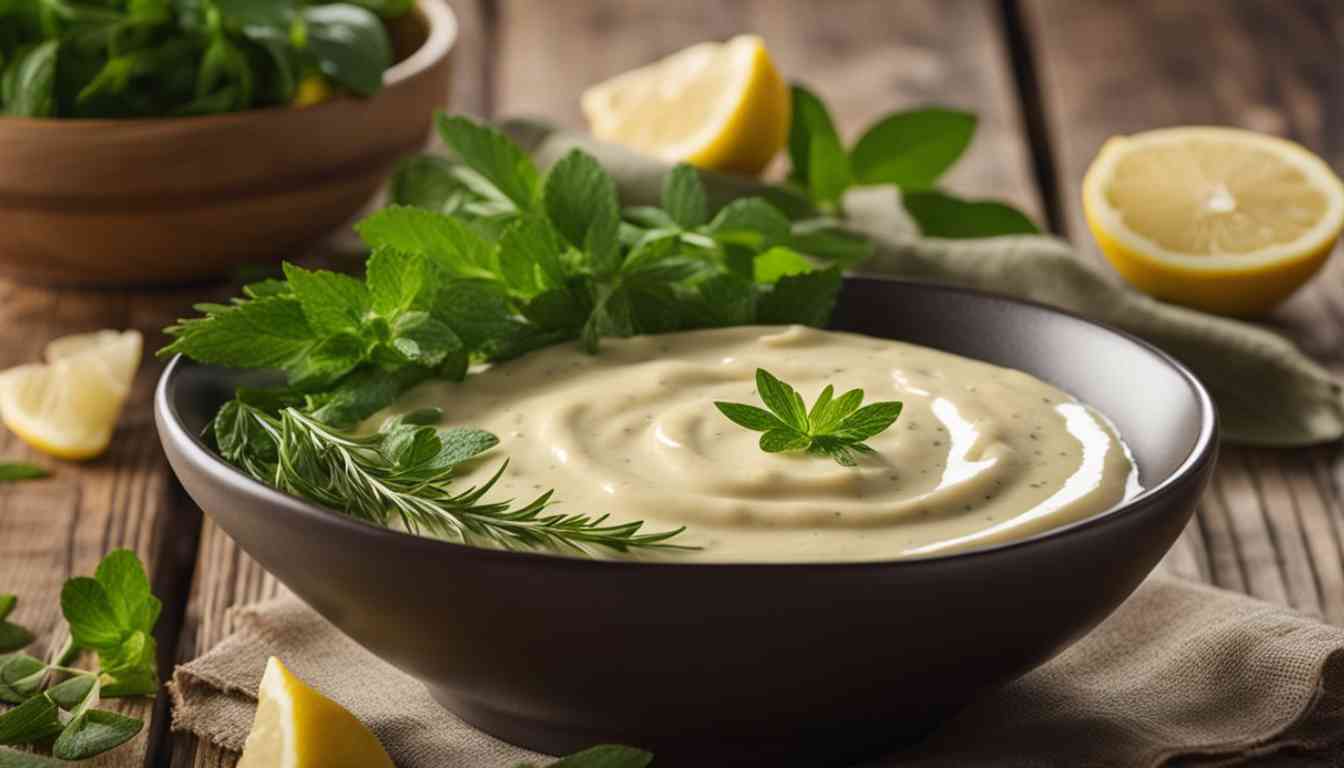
[156,276,1219,572]
[0,0,457,131]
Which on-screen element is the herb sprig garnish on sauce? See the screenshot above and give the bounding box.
[716,369,902,466]
[161,114,846,556]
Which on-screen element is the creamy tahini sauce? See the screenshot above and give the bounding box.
[381,326,1141,562]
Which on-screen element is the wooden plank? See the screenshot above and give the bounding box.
[1026,0,1344,614]
[0,281,204,767]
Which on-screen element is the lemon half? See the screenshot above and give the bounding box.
[1083,126,1344,316]
[0,330,142,460]
[238,657,394,768]
[581,35,791,175]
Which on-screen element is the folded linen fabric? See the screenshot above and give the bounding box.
[170,576,1344,767]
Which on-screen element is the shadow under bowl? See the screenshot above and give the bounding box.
[155,277,1218,767]
[0,0,456,287]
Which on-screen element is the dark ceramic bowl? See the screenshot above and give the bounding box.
[156,277,1217,767]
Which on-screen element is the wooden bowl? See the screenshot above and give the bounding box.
[0,0,456,287]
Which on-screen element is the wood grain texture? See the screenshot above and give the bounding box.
[1026,0,1344,621]
[0,282,203,766]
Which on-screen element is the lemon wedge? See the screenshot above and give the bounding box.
[0,330,142,460]
[581,35,791,175]
[1083,126,1344,316]
[238,657,394,768]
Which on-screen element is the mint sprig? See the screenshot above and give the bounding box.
[0,550,158,762]
[786,83,1038,238]
[716,369,902,466]
[0,464,47,483]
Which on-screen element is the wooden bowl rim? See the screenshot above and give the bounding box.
[0,0,457,132]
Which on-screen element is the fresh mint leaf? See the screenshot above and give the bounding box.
[499,216,567,296]
[433,428,499,468]
[754,369,809,432]
[902,190,1039,238]
[93,549,156,636]
[544,149,622,276]
[760,428,810,453]
[437,115,540,212]
[306,365,436,427]
[695,274,756,327]
[704,198,791,252]
[850,108,976,188]
[545,744,655,768]
[357,206,499,280]
[834,401,904,441]
[757,266,842,328]
[790,219,873,267]
[60,578,123,652]
[286,333,366,392]
[391,154,471,214]
[522,287,590,333]
[388,312,463,368]
[0,693,60,746]
[0,598,28,656]
[0,464,46,483]
[624,206,677,230]
[367,248,426,318]
[303,4,391,96]
[812,388,863,433]
[433,279,525,355]
[661,164,708,229]
[5,42,58,118]
[753,247,813,284]
[0,656,45,704]
[98,630,158,698]
[45,675,95,710]
[788,83,850,205]
[716,369,902,466]
[714,402,787,432]
[242,278,291,299]
[52,709,143,760]
[161,296,316,370]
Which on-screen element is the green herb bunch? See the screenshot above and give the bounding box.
[787,84,1039,238]
[161,113,846,553]
[716,369,903,466]
[0,0,409,118]
[0,550,160,763]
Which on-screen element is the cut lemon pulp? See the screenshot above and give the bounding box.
[238,657,394,768]
[0,330,142,460]
[1083,126,1344,316]
[581,35,791,175]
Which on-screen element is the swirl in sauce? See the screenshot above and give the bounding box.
[380,326,1141,561]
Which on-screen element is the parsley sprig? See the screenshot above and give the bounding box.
[716,369,902,466]
[0,550,159,763]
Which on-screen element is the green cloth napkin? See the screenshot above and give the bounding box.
[505,121,1344,447]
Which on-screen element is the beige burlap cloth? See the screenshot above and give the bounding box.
[170,575,1344,767]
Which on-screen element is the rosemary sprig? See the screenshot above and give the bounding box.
[214,401,692,555]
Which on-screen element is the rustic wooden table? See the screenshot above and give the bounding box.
[3,1,1343,765]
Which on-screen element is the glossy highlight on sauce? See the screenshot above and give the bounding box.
[380,326,1142,562]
